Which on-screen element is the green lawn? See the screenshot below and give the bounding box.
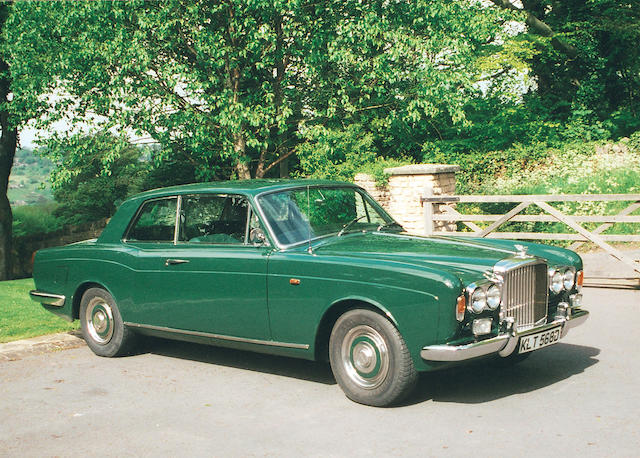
[0,278,78,344]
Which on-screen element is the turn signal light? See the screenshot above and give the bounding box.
[576,270,584,288]
[456,294,466,322]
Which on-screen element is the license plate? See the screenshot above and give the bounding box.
[518,326,562,354]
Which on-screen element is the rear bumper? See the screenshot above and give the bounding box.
[29,290,66,307]
[420,306,589,362]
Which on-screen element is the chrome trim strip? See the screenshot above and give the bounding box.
[123,322,310,350]
[420,308,589,362]
[29,290,66,307]
[173,195,182,244]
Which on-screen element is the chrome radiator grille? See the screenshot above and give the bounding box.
[501,261,548,331]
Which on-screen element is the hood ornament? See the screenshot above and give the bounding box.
[514,244,531,258]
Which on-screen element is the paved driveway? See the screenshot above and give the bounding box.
[1,285,638,457]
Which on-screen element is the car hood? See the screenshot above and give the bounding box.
[310,232,576,284]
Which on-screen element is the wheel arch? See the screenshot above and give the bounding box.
[72,281,113,320]
[314,296,398,362]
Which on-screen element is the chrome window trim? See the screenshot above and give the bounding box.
[124,322,309,350]
[174,193,252,246]
[173,195,182,245]
[253,184,398,251]
[122,195,179,244]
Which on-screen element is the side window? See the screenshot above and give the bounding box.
[127,198,177,242]
[180,194,249,244]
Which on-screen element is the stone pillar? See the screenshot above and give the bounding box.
[354,173,390,209]
[354,164,459,235]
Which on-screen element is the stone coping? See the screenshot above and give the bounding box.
[383,164,460,175]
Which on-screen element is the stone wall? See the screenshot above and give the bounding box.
[12,218,108,279]
[354,164,459,235]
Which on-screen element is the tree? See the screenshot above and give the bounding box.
[8,0,510,181]
[46,132,148,225]
[0,2,17,280]
[489,0,640,137]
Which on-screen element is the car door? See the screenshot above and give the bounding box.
[123,193,271,340]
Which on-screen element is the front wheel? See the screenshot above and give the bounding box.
[80,287,136,357]
[329,309,417,406]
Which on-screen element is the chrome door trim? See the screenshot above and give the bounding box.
[123,322,310,350]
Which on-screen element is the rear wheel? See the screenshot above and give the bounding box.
[80,287,136,357]
[329,309,417,406]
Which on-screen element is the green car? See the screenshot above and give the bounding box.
[30,180,588,406]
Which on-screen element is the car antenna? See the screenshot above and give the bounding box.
[307,185,313,254]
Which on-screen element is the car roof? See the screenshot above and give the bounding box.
[130,178,356,201]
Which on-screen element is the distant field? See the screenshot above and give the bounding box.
[0,278,78,344]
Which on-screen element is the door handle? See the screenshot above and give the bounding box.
[165,259,190,267]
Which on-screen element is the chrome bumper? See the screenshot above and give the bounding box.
[29,290,66,307]
[421,306,589,362]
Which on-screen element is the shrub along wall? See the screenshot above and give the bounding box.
[12,218,108,279]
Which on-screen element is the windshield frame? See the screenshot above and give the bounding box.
[254,184,400,250]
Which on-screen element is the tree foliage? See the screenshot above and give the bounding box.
[47,132,147,224]
[8,0,513,181]
[489,0,640,139]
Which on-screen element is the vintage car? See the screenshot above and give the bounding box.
[30,179,588,406]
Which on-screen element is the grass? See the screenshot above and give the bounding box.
[0,278,78,344]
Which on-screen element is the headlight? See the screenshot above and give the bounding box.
[549,269,563,293]
[562,269,575,290]
[470,288,487,313]
[486,285,501,310]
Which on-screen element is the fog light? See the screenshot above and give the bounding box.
[472,318,493,337]
[570,293,582,308]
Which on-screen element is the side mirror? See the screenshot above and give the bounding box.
[249,228,267,246]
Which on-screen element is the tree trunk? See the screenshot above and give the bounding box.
[0,19,17,280]
[233,132,251,180]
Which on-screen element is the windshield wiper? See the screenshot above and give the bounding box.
[377,221,403,232]
[338,215,366,236]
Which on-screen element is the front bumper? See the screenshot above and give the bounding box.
[420,305,589,362]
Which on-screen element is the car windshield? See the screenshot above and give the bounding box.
[257,186,399,246]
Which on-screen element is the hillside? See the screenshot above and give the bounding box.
[8,149,53,206]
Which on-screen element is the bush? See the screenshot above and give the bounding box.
[12,203,63,237]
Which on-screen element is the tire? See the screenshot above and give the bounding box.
[80,287,136,357]
[329,309,417,407]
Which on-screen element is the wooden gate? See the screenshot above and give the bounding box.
[421,191,640,279]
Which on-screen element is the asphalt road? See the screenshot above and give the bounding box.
[1,285,639,457]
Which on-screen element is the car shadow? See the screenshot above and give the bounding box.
[138,337,337,385]
[400,342,600,406]
[134,338,599,403]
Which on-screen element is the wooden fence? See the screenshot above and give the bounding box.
[421,191,640,280]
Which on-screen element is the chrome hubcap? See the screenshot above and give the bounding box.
[341,325,389,389]
[85,298,114,345]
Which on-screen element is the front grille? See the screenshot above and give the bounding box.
[501,261,548,331]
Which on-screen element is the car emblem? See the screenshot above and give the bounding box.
[514,244,530,258]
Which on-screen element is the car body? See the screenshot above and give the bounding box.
[31,179,589,406]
